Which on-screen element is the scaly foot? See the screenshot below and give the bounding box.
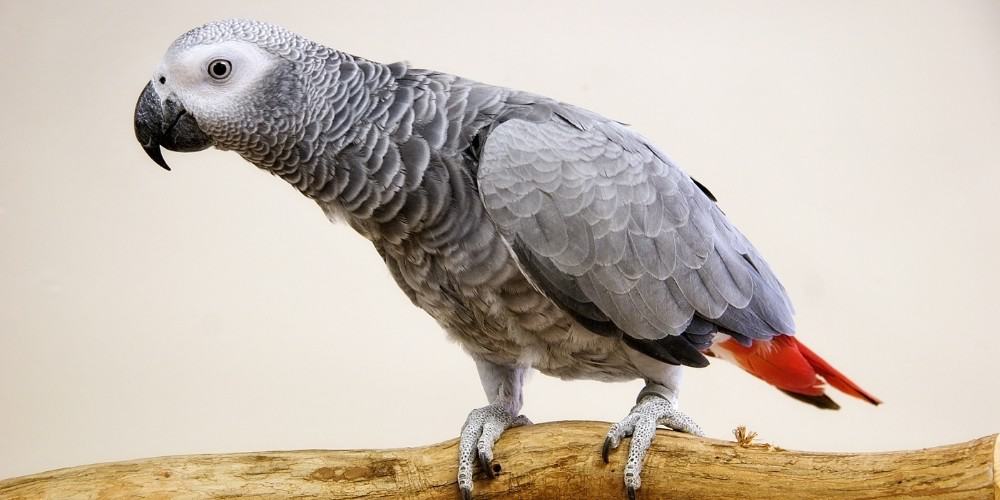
[457,403,531,500]
[602,388,703,500]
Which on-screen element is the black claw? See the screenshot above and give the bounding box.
[627,485,637,500]
[602,437,613,463]
[461,487,472,500]
[479,452,495,479]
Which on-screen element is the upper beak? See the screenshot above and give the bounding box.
[133,81,213,171]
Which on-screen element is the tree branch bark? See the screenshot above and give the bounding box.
[1,421,996,499]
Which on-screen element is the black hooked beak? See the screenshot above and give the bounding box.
[133,81,213,171]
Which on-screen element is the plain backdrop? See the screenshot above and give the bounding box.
[1,0,998,480]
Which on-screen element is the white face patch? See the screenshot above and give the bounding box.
[157,40,277,130]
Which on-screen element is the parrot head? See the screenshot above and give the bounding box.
[134,20,314,171]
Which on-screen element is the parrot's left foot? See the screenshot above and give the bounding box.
[602,384,703,500]
[457,403,531,500]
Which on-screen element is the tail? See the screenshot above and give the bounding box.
[710,335,881,410]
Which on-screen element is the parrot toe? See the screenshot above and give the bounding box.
[457,403,531,499]
[603,393,703,497]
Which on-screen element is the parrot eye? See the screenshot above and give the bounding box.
[207,59,232,80]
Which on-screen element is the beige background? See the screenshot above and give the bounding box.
[1,0,998,480]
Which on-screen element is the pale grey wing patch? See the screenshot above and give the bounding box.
[631,231,677,280]
[616,235,646,280]
[687,242,755,313]
[636,275,696,332]
[709,208,796,333]
[478,112,794,344]
[514,193,569,258]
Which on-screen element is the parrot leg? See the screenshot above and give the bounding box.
[602,382,704,500]
[457,360,530,500]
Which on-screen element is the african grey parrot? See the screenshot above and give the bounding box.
[134,20,880,499]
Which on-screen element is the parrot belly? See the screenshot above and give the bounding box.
[376,235,643,383]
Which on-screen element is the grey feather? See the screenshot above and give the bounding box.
[479,112,795,347]
[158,19,796,377]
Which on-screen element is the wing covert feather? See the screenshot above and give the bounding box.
[477,103,794,353]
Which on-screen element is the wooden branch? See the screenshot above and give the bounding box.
[1,421,996,499]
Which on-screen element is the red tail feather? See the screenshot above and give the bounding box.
[795,339,881,405]
[712,335,881,407]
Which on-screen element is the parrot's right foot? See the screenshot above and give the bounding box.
[457,403,531,500]
[602,385,704,500]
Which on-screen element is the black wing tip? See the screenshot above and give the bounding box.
[690,176,718,202]
[622,334,710,368]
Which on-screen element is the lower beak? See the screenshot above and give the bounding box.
[133,82,213,171]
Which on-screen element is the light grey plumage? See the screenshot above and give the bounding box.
[133,19,831,500]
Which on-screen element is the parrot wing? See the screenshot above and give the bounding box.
[476,101,795,367]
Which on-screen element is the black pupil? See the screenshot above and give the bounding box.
[211,61,228,77]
